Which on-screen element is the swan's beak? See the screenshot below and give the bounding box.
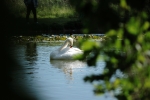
[70,46,73,48]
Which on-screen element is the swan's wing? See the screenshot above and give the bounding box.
[51,47,72,60]
[67,47,83,55]
[59,47,70,54]
[70,47,83,52]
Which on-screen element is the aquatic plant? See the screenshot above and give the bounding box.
[11,34,106,43]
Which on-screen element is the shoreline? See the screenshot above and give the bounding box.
[10,34,106,44]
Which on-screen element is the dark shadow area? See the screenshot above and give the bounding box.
[0,1,84,99]
[0,1,38,100]
[8,18,84,36]
[25,42,37,65]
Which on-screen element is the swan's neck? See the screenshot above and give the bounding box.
[59,38,73,51]
[59,40,69,51]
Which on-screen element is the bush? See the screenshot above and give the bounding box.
[70,0,150,100]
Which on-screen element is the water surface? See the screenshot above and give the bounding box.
[10,42,116,100]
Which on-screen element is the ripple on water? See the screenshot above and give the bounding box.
[10,42,116,100]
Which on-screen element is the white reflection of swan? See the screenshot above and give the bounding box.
[50,60,86,81]
[50,37,83,60]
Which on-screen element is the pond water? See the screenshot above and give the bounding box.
[10,42,117,100]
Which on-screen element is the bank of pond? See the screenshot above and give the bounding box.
[10,34,118,43]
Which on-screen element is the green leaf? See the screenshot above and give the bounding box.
[107,29,116,36]
[115,40,122,49]
[142,21,149,31]
[143,79,150,90]
[126,17,140,35]
[111,57,118,64]
[120,0,128,9]
[81,40,100,51]
[81,40,95,51]
[82,28,89,34]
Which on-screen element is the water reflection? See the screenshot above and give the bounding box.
[50,60,86,81]
[10,42,116,100]
[25,42,37,65]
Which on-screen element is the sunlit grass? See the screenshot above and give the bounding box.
[5,0,77,18]
[37,6,76,18]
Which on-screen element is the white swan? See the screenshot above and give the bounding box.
[50,37,83,60]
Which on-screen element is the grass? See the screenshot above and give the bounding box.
[5,0,77,19]
[37,6,76,18]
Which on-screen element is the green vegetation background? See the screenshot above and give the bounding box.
[2,0,82,35]
[69,0,150,100]
[5,0,76,18]
[1,0,150,100]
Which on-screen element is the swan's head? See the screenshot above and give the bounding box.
[67,37,73,48]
